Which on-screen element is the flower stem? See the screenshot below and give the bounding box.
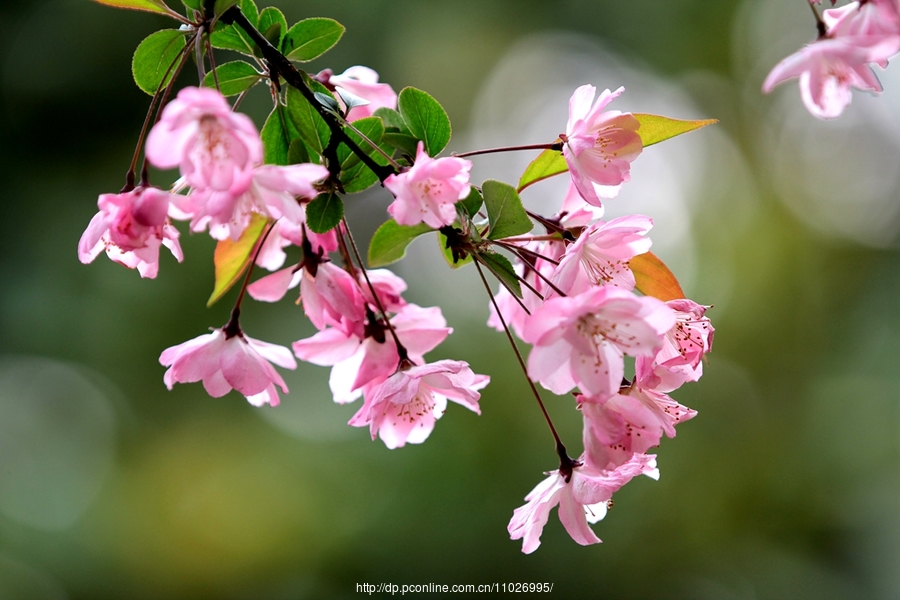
[809,1,827,38]
[223,220,276,338]
[453,141,563,159]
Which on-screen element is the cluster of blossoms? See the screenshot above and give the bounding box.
[764,0,900,118]
[80,0,715,553]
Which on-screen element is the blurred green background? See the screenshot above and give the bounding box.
[2,0,900,598]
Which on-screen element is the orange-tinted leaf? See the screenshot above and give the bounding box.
[207,214,270,307]
[630,251,685,302]
[633,114,717,148]
[92,0,176,16]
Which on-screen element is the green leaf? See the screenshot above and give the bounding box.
[634,113,717,148]
[460,186,483,218]
[92,0,174,16]
[289,139,312,164]
[438,231,473,269]
[208,214,269,306]
[209,0,258,54]
[373,107,410,133]
[630,251,685,302]
[282,18,345,62]
[368,220,434,267]
[286,84,331,155]
[517,147,567,193]
[213,0,238,17]
[261,107,292,166]
[258,7,287,47]
[181,0,202,10]
[479,252,522,298]
[397,87,451,156]
[202,60,262,96]
[132,29,187,96]
[337,117,384,171]
[382,132,419,158]
[482,179,532,240]
[305,193,344,234]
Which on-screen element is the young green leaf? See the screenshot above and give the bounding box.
[460,186,483,218]
[286,84,331,155]
[517,147,568,193]
[282,18,345,62]
[397,87,451,156]
[201,61,262,96]
[132,29,187,96]
[633,114,717,148]
[207,214,270,306]
[209,0,258,54]
[482,179,532,240]
[478,252,522,298]
[368,220,434,267]
[257,6,288,47]
[92,0,175,16]
[630,251,685,302]
[305,193,344,234]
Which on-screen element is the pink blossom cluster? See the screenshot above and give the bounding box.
[764,0,900,118]
[490,178,713,552]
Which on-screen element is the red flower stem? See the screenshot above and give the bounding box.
[124,32,197,192]
[339,217,410,363]
[810,1,827,38]
[224,220,276,338]
[473,259,574,471]
[473,254,534,314]
[453,141,563,159]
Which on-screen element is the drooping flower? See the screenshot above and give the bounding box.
[384,142,472,228]
[159,328,297,407]
[763,37,884,119]
[551,214,653,295]
[145,86,262,195]
[824,0,900,67]
[521,286,675,398]
[183,163,329,241]
[635,299,714,392]
[508,453,659,554]
[348,359,488,449]
[580,384,696,472]
[78,187,183,279]
[329,66,398,122]
[562,85,643,207]
[293,304,452,404]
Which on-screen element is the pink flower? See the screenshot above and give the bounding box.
[146,87,262,194]
[159,328,297,406]
[551,214,653,295]
[580,385,696,472]
[329,66,398,122]
[293,304,452,404]
[635,299,714,393]
[762,38,883,119]
[508,453,658,554]
[384,142,472,228]
[521,287,675,398]
[78,187,183,279]
[563,85,643,207]
[824,0,900,67]
[254,219,338,272]
[348,359,488,448]
[185,163,329,241]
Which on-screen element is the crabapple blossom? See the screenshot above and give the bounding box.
[159,328,296,407]
[824,0,900,66]
[182,163,329,241]
[522,286,675,398]
[763,37,885,118]
[563,85,642,207]
[254,219,338,272]
[348,359,488,449]
[78,187,183,279]
[635,299,714,392]
[551,214,653,295]
[508,453,659,554]
[580,384,696,471]
[329,66,398,121]
[384,142,472,228]
[145,86,262,194]
[292,304,452,404]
